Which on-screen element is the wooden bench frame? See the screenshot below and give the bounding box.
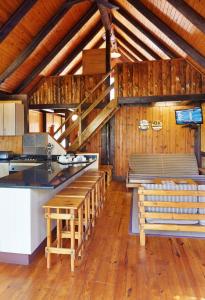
[138,187,205,246]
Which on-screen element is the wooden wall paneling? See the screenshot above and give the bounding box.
[133,63,139,97]
[201,104,205,152]
[162,60,171,95]
[114,105,195,177]
[29,110,43,132]
[0,136,22,154]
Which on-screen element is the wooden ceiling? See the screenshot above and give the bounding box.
[0,0,205,95]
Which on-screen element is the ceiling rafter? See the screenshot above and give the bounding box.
[14,4,98,93]
[0,0,38,42]
[127,0,205,68]
[118,49,133,62]
[110,1,176,59]
[166,0,205,35]
[115,32,146,61]
[113,18,160,60]
[0,2,76,84]
[53,22,103,75]
[118,44,138,62]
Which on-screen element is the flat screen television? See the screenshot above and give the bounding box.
[175,107,203,125]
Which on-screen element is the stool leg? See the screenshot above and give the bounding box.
[46,208,51,269]
[57,208,62,248]
[78,207,83,257]
[87,194,91,236]
[91,189,95,227]
[70,209,75,272]
[95,185,99,217]
[84,197,88,240]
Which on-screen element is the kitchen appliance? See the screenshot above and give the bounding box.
[0,151,14,160]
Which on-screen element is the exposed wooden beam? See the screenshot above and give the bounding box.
[166,0,205,35]
[0,2,75,84]
[127,0,205,68]
[110,1,176,58]
[113,18,161,60]
[53,22,103,75]
[14,5,98,93]
[118,45,137,62]
[115,32,146,61]
[119,94,205,105]
[0,0,37,42]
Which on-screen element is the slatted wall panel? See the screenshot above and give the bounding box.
[115,59,205,98]
[114,105,195,177]
[29,74,106,105]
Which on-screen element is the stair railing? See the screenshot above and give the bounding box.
[54,67,115,144]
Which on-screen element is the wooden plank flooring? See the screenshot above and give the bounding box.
[1,182,205,299]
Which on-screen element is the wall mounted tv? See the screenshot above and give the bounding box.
[175,107,203,125]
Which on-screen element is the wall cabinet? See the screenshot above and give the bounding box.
[0,103,24,136]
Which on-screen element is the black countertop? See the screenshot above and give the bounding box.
[0,161,95,189]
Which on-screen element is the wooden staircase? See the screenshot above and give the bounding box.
[53,69,119,152]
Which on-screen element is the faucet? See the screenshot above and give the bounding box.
[46,143,54,161]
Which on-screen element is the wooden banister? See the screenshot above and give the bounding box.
[54,67,114,136]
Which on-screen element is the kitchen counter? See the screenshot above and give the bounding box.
[0,161,94,189]
[0,155,98,265]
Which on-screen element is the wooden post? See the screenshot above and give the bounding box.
[195,125,201,167]
[138,188,146,246]
[46,208,51,268]
[70,209,75,272]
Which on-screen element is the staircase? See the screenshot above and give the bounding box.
[53,69,119,152]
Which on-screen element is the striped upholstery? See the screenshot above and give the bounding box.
[128,153,199,183]
[197,185,205,225]
[142,183,198,225]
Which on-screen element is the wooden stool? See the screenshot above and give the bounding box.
[83,171,106,207]
[68,181,97,227]
[79,174,105,211]
[57,188,91,239]
[99,165,113,186]
[43,196,84,272]
[74,177,101,217]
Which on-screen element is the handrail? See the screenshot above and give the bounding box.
[54,67,114,136]
[56,82,114,143]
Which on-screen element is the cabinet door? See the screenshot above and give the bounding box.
[15,104,24,135]
[0,104,3,135]
[3,103,15,135]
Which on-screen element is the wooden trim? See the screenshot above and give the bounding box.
[0,2,74,84]
[14,4,98,93]
[111,1,176,58]
[128,0,205,68]
[113,18,161,60]
[119,94,205,105]
[166,0,205,35]
[0,0,37,42]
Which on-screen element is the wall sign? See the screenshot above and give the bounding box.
[138,119,149,130]
[152,120,163,131]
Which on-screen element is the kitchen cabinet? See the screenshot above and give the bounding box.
[0,163,9,178]
[0,103,24,136]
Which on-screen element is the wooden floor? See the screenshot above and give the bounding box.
[1,182,205,300]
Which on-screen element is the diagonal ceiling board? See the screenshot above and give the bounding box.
[0,2,76,84]
[118,48,134,62]
[117,44,138,62]
[166,0,205,35]
[53,22,103,75]
[0,0,38,42]
[117,38,141,61]
[113,18,160,60]
[111,1,176,59]
[127,0,205,68]
[115,32,147,61]
[14,5,98,93]
[115,29,153,61]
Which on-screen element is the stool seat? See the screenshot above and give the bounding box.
[69,181,96,189]
[57,188,89,197]
[43,196,84,209]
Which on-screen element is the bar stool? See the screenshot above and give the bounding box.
[99,165,113,186]
[43,196,84,272]
[83,171,106,208]
[68,181,97,227]
[74,177,101,217]
[56,188,91,240]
